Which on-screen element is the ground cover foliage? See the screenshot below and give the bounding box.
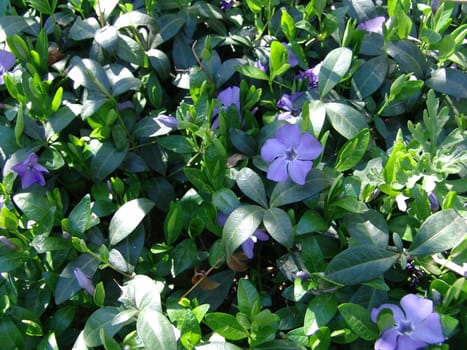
[0,0,466,349]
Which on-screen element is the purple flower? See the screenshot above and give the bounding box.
[212,86,241,129]
[0,235,18,250]
[254,60,268,72]
[155,114,179,129]
[73,267,95,296]
[0,194,3,210]
[371,294,445,350]
[261,124,322,185]
[428,192,440,212]
[218,212,268,259]
[276,92,304,123]
[296,62,322,88]
[282,43,298,67]
[11,153,49,189]
[357,16,386,34]
[220,0,235,11]
[0,49,15,85]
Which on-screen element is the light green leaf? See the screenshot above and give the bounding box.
[137,309,177,349]
[83,307,121,347]
[237,278,262,319]
[408,209,467,255]
[335,128,370,172]
[204,313,248,341]
[319,47,353,98]
[109,199,154,246]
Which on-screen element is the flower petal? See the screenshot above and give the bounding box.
[296,133,323,160]
[261,139,287,162]
[396,335,427,350]
[266,157,289,182]
[241,238,255,259]
[400,294,433,325]
[20,171,39,189]
[275,124,301,148]
[410,313,445,344]
[0,49,16,70]
[374,328,399,350]
[371,304,405,323]
[277,94,293,111]
[253,229,269,241]
[217,86,240,109]
[288,159,313,185]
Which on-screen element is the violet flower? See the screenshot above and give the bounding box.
[11,153,49,189]
[220,0,235,11]
[261,124,322,185]
[357,16,386,34]
[254,59,268,73]
[212,86,241,129]
[0,194,3,210]
[155,114,179,129]
[428,192,440,212]
[276,92,304,123]
[73,267,95,296]
[282,43,298,67]
[296,62,322,88]
[0,235,18,250]
[0,49,15,85]
[371,294,445,350]
[218,212,268,259]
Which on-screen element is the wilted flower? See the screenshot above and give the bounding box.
[357,16,386,34]
[11,153,49,189]
[218,212,269,259]
[261,124,322,185]
[428,192,440,212]
[371,294,445,350]
[296,62,322,88]
[282,42,298,67]
[73,267,95,296]
[220,0,235,11]
[277,92,304,123]
[0,49,15,85]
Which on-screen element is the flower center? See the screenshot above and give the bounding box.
[291,108,301,117]
[285,148,297,161]
[396,319,414,335]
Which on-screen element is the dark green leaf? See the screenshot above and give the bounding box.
[319,47,353,98]
[325,102,368,139]
[204,313,248,340]
[335,128,370,172]
[83,307,121,347]
[89,140,128,182]
[351,56,388,98]
[304,294,338,336]
[263,208,293,248]
[237,278,262,319]
[338,303,379,341]
[236,168,268,208]
[386,40,427,78]
[425,68,467,99]
[343,210,389,247]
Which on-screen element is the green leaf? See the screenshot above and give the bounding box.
[269,169,332,207]
[338,303,379,341]
[343,210,389,247]
[223,205,265,257]
[304,294,338,336]
[263,208,293,248]
[280,8,296,42]
[67,194,93,236]
[270,41,290,78]
[235,65,269,81]
[319,47,353,98]
[325,245,399,285]
[109,198,154,245]
[89,140,128,182]
[137,309,177,349]
[204,313,248,341]
[119,275,162,312]
[0,317,23,349]
[69,17,100,40]
[236,168,268,208]
[178,309,202,349]
[0,16,30,42]
[13,192,50,222]
[68,56,111,93]
[54,254,100,304]
[296,210,329,235]
[386,40,427,78]
[425,68,467,99]
[325,102,368,139]
[249,309,280,347]
[158,135,196,154]
[164,201,184,245]
[408,209,467,255]
[212,188,241,214]
[335,128,370,172]
[237,278,262,319]
[83,307,121,347]
[351,56,388,99]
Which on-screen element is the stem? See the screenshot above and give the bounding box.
[432,254,466,277]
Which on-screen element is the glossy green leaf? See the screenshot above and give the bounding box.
[325,245,399,285]
[204,313,248,340]
[304,294,338,336]
[425,68,467,99]
[223,205,265,257]
[408,209,467,255]
[236,168,268,208]
[335,128,370,172]
[263,208,293,248]
[67,194,93,236]
[0,317,23,349]
[109,198,155,246]
[83,307,121,347]
[338,303,379,341]
[13,192,50,222]
[325,102,368,139]
[319,47,353,98]
[235,65,269,81]
[386,40,427,78]
[351,56,388,98]
[237,278,262,319]
[89,140,128,182]
[269,169,332,207]
[119,275,162,312]
[343,210,389,247]
[68,56,111,92]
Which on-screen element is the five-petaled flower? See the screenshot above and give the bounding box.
[73,267,95,296]
[371,294,445,350]
[0,49,15,85]
[11,153,49,189]
[261,124,322,185]
[357,16,386,34]
[218,212,269,259]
